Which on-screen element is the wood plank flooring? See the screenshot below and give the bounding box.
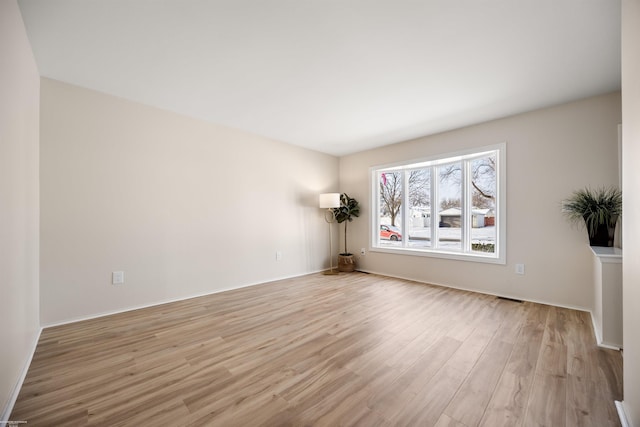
[11,272,623,426]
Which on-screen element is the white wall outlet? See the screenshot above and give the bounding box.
[515,264,525,275]
[276,251,282,261]
[112,271,125,284]
[360,248,366,256]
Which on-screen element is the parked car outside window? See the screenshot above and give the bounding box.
[380,224,402,241]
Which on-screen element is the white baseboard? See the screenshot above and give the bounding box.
[1,327,42,423]
[588,311,622,351]
[356,268,592,313]
[357,269,626,352]
[616,401,631,427]
[589,311,604,347]
[43,269,325,328]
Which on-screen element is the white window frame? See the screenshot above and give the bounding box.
[370,143,506,264]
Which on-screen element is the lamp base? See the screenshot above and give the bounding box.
[323,269,339,275]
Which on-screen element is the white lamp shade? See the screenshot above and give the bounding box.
[319,193,341,208]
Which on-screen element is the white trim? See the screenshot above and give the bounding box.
[369,245,505,264]
[43,270,324,328]
[589,311,604,347]
[590,246,623,263]
[355,268,592,313]
[589,311,622,350]
[1,327,42,422]
[616,401,631,427]
[356,270,627,349]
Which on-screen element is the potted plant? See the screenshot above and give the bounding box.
[563,186,622,247]
[332,193,361,272]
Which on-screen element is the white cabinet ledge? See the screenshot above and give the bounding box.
[591,246,623,350]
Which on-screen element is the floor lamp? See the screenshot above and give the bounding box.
[319,193,341,275]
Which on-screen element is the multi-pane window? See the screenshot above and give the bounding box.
[372,145,505,263]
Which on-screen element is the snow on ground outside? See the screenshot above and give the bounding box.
[379,226,495,250]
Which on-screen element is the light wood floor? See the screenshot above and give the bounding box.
[12,272,622,426]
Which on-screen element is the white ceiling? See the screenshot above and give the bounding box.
[18,0,621,156]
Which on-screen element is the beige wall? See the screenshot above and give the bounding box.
[622,0,640,424]
[0,0,40,419]
[340,92,621,310]
[40,78,339,325]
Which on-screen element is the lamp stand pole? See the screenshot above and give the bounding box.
[323,209,339,275]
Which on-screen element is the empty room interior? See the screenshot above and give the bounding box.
[2,0,640,426]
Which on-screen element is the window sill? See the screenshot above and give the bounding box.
[370,246,506,265]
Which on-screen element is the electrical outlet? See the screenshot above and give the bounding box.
[112,271,124,285]
[360,248,366,256]
[515,264,525,275]
[276,251,282,261]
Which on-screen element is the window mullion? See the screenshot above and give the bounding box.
[433,166,439,249]
[429,167,435,247]
[375,171,381,248]
[462,160,471,253]
[403,170,409,248]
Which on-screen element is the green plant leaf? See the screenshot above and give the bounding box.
[332,193,361,254]
[562,187,622,237]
